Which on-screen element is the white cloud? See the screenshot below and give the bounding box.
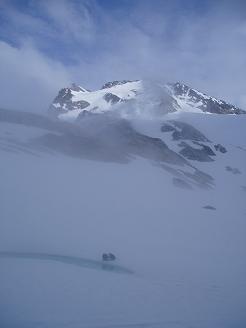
[38,0,96,44]
[0,41,71,112]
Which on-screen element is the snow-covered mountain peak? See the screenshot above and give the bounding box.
[101,80,140,90]
[70,83,89,93]
[167,82,245,114]
[49,80,144,121]
[49,79,245,121]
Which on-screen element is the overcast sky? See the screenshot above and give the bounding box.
[0,0,246,112]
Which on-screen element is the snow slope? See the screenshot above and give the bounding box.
[0,109,246,328]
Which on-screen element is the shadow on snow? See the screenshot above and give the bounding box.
[0,251,134,275]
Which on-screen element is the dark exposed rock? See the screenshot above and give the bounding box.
[193,142,216,156]
[169,82,246,114]
[203,205,216,210]
[67,100,90,111]
[70,83,89,92]
[161,124,175,132]
[53,88,72,104]
[49,84,90,117]
[161,121,216,162]
[172,121,210,142]
[50,87,90,113]
[161,120,210,142]
[225,166,241,174]
[101,80,139,89]
[75,100,89,109]
[205,99,245,114]
[170,82,189,95]
[214,143,227,153]
[103,93,122,104]
[179,142,214,162]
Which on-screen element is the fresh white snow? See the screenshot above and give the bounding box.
[0,112,245,328]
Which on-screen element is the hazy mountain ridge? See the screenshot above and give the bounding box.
[44,79,245,191]
[168,82,245,114]
[49,80,246,121]
[0,108,216,188]
[2,105,246,192]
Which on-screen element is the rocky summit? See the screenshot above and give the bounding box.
[49,80,246,121]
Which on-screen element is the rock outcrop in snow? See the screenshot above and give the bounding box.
[168,82,245,115]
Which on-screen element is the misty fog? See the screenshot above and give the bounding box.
[1,1,246,328]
